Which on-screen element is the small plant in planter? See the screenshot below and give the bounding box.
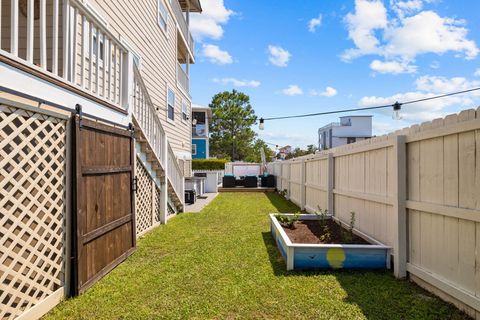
[339,211,356,243]
[275,212,300,229]
[315,207,331,243]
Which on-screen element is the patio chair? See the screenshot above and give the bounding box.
[244,175,258,188]
[222,175,236,188]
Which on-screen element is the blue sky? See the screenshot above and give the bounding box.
[189,0,480,148]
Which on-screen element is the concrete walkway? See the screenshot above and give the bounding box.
[184,192,219,213]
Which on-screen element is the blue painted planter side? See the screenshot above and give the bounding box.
[294,247,388,269]
[269,214,391,271]
[271,220,288,261]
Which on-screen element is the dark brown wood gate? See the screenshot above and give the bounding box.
[72,115,136,295]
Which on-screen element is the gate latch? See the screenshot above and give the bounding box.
[132,176,138,193]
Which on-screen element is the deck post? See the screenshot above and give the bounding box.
[159,133,168,224]
[122,52,135,111]
[300,159,306,210]
[327,153,334,215]
[393,135,407,278]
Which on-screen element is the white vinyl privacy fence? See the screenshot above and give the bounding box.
[267,108,480,318]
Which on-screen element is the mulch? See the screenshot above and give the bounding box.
[281,220,369,245]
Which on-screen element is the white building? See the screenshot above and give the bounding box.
[318,115,372,150]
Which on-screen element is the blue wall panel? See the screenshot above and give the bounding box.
[192,139,207,159]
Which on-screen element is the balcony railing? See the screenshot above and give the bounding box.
[133,64,167,168]
[133,63,184,207]
[0,0,130,109]
[177,62,189,93]
[171,0,194,54]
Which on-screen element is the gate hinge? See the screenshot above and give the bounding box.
[128,122,135,138]
[75,104,83,128]
[132,176,138,193]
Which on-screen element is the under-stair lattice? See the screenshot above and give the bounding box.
[135,160,154,236]
[154,185,162,224]
[0,105,66,320]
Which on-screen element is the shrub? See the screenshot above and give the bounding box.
[192,159,229,171]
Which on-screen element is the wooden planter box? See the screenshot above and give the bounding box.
[270,214,392,271]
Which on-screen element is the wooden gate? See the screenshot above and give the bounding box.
[72,115,136,294]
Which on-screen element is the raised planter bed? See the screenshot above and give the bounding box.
[270,214,391,270]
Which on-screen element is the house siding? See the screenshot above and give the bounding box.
[89,0,192,158]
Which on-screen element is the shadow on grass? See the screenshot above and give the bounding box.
[265,192,302,213]
[261,231,468,319]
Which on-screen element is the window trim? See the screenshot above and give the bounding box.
[181,100,189,123]
[157,0,169,38]
[166,85,175,124]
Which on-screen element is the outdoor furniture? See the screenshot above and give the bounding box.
[235,177,245,187]
[222,175,236,188]
[261,174,276,188]
[244,176,258,188]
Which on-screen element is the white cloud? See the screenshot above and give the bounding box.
[342,0,479,74]
[310,86,338,97]
[342,0,388,61]
[474,69,480,77]
[190,0,234,41]
[383,11,478,60]
[358,75,480,122]
[282,85,303,96]
[268,45,291,67]
[415,75,480,94]
[201,44,233,65]
[370,59,417,74]
[213,78,261,88]
[391,0,423,18]
[429,61,440,69]
[308,14,323,32]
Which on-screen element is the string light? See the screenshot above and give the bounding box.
[257,87,480,130]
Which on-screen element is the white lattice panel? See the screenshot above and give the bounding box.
[135,160,153,236]
[0,105,66,320]
[154,185,162,224]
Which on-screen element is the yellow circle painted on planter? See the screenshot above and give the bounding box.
[326,248,346,269]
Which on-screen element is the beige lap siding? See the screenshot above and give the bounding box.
[89,0,192,163]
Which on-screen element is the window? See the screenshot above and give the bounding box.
[347,137,356,144]
[157,0,168,32]
[167,88,175,121]
[182,101,188,121]
[340,117,352,126]
[192,144,197,155]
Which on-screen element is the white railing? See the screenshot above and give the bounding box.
[133,64,184,206]
[133,64,166,166]
[177,62,189,93]
[0,0,129,108]
[171,0,194,54]
[168,144,184,201]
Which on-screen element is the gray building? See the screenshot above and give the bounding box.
[318,116,373,150]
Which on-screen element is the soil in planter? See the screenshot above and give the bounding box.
[281,220,369,245]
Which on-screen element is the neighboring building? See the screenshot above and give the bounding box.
[278,145,292,160]
[318,115,372,150]
[0,0,201,318]
[192,104,212,159]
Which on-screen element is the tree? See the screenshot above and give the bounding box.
[306,144,318,154]
[245,139,273,163]
[209,90,257,160]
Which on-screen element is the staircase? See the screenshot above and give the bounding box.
[132,64,184,214]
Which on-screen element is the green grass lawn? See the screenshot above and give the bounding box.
[45,193,468,319]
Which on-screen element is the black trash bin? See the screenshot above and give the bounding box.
[185,189,196,204]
